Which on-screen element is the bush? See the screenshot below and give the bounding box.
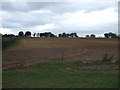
[2,37,19,50]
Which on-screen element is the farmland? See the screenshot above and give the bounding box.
[2,38,119,88]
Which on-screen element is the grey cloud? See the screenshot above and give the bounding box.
[2,9,56,28]
[2,2,30,12]
[2,2,117,13]
[2,2,61,12]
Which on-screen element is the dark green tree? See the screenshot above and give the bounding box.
[37,33,40,37]
[58,34,62,37]
[62,33,67,37]
[104,33,109,38]
[33,33,36,37]
[18,31,24,37]
[70,33,78,37]
[86,35,89,38]
[3,34,15,37]
[104,32,118,38]
[25,31,31,37]
[90,34,96,38]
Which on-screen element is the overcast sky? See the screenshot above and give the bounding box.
[0,0,118,37]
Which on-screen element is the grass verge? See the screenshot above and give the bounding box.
[2,60,119,88]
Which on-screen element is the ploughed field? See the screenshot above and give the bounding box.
[3,38,118,70]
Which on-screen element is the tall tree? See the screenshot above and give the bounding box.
[86,35,89,38]
[33,33,36,37]
[37,33,40,37]
[104,32,118,38]
[90,34,96,38]
[62,33,67,37]
[70,33,78,37]
[104,33,109,38]
[18,31,24,37]
[25,31,31,37]
[58,34,62,37]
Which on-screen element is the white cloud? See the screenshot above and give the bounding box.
[0,2,118,37]
[63,8,117,26]
[34,24,56,31]
[0,28,15,34]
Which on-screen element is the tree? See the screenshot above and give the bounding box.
[58,32,78,37]
[40,33,44,37]
[58,34,62,37]
[50,33,56,37]
[3,34,15,37]
[70,33,78,37]
[118,34,120,38]
[40,32,56,37]
[104,33,109,38]
[66,33,70,37]
[90,34,95,38]
[25,31,31,37]
[18,31,24,37]
[37,33,40,37]
[33,33,36,37]
[86,35,89,38]
[62,33,67,37]
[104,32,118,38]
[44,32,51,37]
[108,32,117,38]
[73,33,78,37]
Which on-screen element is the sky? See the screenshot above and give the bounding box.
[0,0,119,37]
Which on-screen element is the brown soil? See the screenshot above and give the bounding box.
[3,38,119,70]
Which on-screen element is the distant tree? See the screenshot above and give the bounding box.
[90,34,96,38]
[33,33,36,37]
[37,33,40,37]
[58,32,78,37]
[104,33,109,38]
[104,32,118,38]
[73,33,78,37]
[44,32,51,37]
[40,32,56,37]
[66,33,70,37]
[118,34,120,38]
[70,33,78,37]
[86,35,89,38]
[108,32,117,38]
[62,33,67,37]
[25,31,31,37]
[40,33,44,37]
[3,34,15,37]
[50,33,56,37]
[18,31,24,37]
[70,33,73,37]
[58,34,62,37]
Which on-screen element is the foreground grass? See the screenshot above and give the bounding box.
[2,60,119,88]
[3,70,118,88]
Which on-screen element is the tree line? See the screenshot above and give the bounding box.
[18,31,79,38]
[1,31,120,38]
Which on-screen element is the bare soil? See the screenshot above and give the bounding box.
[3,38,119,70]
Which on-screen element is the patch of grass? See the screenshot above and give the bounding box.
[3,60,119,88]
[27,61,87,69]
[3,70,118,88]
[2,58,11,61]
[27,60,118,70]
